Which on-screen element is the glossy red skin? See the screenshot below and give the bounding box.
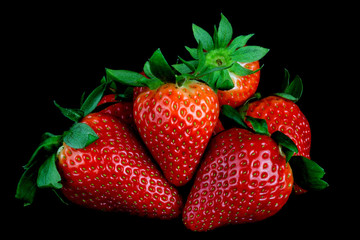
[217,61,260,108]
[183,128,293,231]
[133,82,220,186]
[98,94,135,128]
[57,113,183,219]
[246,96,311,194]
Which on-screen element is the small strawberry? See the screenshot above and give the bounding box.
[244,72,311,194]
[182,128,293,231]
[98,94,135,127]
[176,13,268,108]
[106,49,223,186]
[16,83,183,219]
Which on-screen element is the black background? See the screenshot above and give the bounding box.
[4,2,354,237]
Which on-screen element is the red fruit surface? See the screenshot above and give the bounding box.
[133,81,220,186]
[246,96,311,194]
[57,113,182,218]
[183,128,293,231]
[217,61,260,108]
[98,94,135,127]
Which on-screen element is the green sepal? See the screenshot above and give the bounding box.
[15,133,63,206]
[63,122,99,149]
[215,70,234,90]
[217,13,233,48]
[275,69,303,102]
[80,82,108,116]
[290,156,329,191]
[37,154,62,189]
[231,46,270,63]
[230,63,261,77]
[221,105,251,130]
[172,60,198,74]
[271,131,299,162]
[246,116,270,136]
[227,34,254,52]
[54,101,84,122]
[106,69,148,87]
[192,23,214,51]
[148,49,175,83]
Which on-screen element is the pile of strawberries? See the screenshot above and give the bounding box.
[16,14,327,231]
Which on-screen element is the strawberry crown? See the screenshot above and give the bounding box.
[173,13,269,90]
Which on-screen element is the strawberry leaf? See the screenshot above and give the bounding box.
[192,24,214,51]
[217,13,233,48]
[63,123,98,149]
[271,131,298,162]
[290,156,329,191]
[54,101,84,122]
[148,49,175,82]
[80,82,108,116]
[37,154,62,189]
[231,46,269,63]
[227,34,254,52]
[221,105,251,130]
[245,116,270,136]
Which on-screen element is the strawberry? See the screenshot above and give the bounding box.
[106,49,223,186]
[176,13,268,108]
[133,81,219,186]
[58,113,182,217]
[183,128,294,231]
[98,94,135,127]
[244,72,312,194]
[16,83,183,219]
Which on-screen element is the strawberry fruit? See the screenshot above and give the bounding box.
[106,49,223,186]
[183,128,294,231]
[16,83,183,219]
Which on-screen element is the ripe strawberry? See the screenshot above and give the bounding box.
[98,94,135,127]
[57,113,182,218]
[246,96,311,159]
[183,128,293,231]
[180,14,268,108]
[106,49,222,186]
[16,82,183,219]
[133,81,219,186]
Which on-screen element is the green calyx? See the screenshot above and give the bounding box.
[177,13,269,91]
[16,81,110,206]
[274,68,303,102]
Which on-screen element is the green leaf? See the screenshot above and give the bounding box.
[230,63,261,77]
[63,123,99,149]
[271,131,298,162]
[185,46,198,59]
[172,60,198,74]
[284,75,303,102]
[106,69,148,87]
[16,134,62,206]
[192,24,214,51]
[221,105,251,130]
[281,68,290,92]
[80,82,107,116]
[143,61,156,79]
[217,13,233,48]
[227,34,254,52]
[290,156,329,191]
[195,42,207,75]
[54,101,84,122]
[246,116,270,136]
[148,49,175,82]
[37,154,62,189]
[231,46,269,63]
[215,70,234,90]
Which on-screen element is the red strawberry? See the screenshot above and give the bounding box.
[106,49,221,186]
[57,113,182,217]
[182,14,268,108]
[98,94,135,127]
[133,81,220,186]
[183,128,293,231]
[246,96,311,159]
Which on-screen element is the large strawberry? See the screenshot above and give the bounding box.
[174,13,268,108]
[182,128,294,231]
[106,49,224,186]
[16,83,182,219]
